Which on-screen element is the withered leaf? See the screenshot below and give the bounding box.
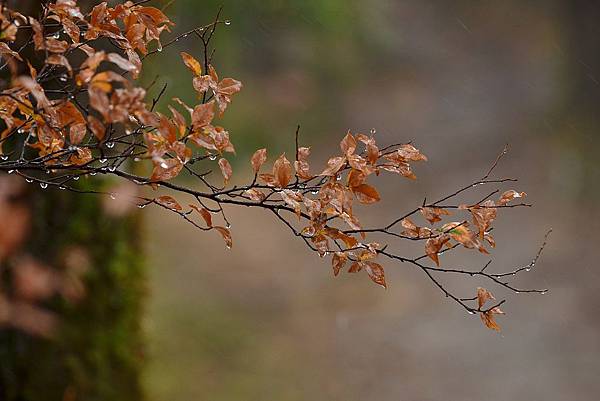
[180,51,202,76]
[480,307,505,331]
[352,183,380,204]
[320,156,346,176]
[477,287,495,309]
[365,261,387,288]
[273,153,292,188]
[498,190,526,205]
[332,252,347,277]
[156,195,182,211]
[425,235,450,266]
[218,158,232,184]
[190,204,212,227]
[251,148,267,174]
[214,226,233,249]
[420,207,450,224]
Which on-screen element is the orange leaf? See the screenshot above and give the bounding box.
[273,153,292,188]
[180,51,202,76]
[251,148,267,174]
[320,156,346,176]
[352,184,380,204]
[156,195,182,211]
[332,252,347,277]
[190,204,212,227]
[425,235,450,266]
[480,307,505,331]
[365,261,387,288]
[477,287,495,309]
[214,226,232,249]
[218,158,232,184]
[420,207,450,224]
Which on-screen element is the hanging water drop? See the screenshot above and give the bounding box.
[25,178,33,183]
[73,176,80,181]
[59,186,66,190]
[106,142,115,149]
[0,155,8,161]
[90,172,97,176]
[109,193,116,200]
[224,20,231,26]
[99,158,107,164]
[108,166,117,172]
[58,75,68,82]
[138,204,146,209]
[311,190,319,195]
[226,223,231,229]
[134,157,141,162]
[40,182,48,189]
[8,170,14,174]
[370,128,377,134]
[467,311,476,315]
[208,154,217,161]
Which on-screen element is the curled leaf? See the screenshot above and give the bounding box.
[214,226,232,249]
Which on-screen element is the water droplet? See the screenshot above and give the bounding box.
[17,128,25,134]
[90,172,97,176]
[73,176,80,181]
[540,290,547,295]
[40,182,48,189]
[108,166,117,172]
[370,128,376,134]
[25,178,33,183]
[157,47,163,52]
[52,31,60,39]
[336,175,342,181]
[525,267,531,272]
[109,193,117,200]
[0,155,7,161]
[138,204,146,209]
[134,157,141,162]
[208,154,217,161]
[224,20,231,26]
[226,223,231,229]
[106,142,115,149]
[125,129,132,135]
[58,75,68,82]
[311,190,319,195]
[468,311,476,315]
[8,170,14,174]
[99,158,107,164]
[515,291,521,294]
[59,186,66,190]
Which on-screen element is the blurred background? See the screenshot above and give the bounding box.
[140,1,599,400]
[1,1,599,400]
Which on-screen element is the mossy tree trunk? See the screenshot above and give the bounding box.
[0,183,145,401]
